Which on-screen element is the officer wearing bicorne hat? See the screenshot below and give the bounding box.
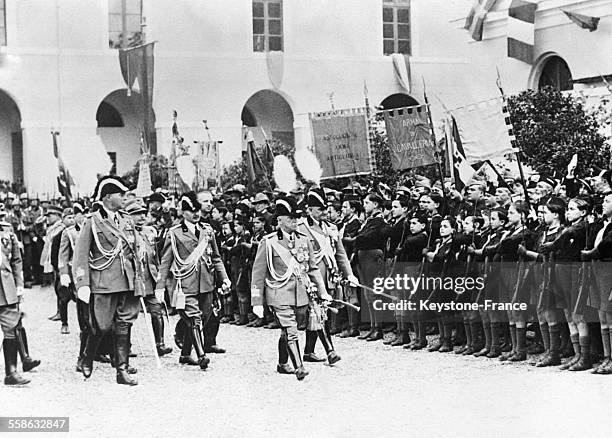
[73,175,140,385]
[250,196,330,380]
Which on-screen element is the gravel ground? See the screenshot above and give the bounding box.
[0,285,609,438]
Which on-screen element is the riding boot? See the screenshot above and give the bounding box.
[536,324,561,367]
[303,330,325,362]
[15,325,40,372]
[317,328,341,365]
[81,330,103,379]
[76,331,88,372]
[276,334,294,374]
[568,337,591,371]
[151,314,172,356]
[286,340,309,380]
[114,329,137,386]
[179,330,198,365]
[191,323,210,370]
[3,339,30,385]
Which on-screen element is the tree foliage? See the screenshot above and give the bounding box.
[219,139,296,193]
[121,154,169,189]
[506,87,608,177]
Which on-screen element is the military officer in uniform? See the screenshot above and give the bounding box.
[125,198,172,356]
[156,192,231,370]
[0,217,31,385]
[251,196,330,380]
[298,188,357,363]
[73,176,140,386]
[57,202,88,370]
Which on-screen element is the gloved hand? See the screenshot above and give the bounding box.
[60,274,71,287]
[319,292,333,302]
[252,305,264,319]
[77,286,91,304]
[154,288,165,303]
[346,275,359,287]
[222,278,231,291]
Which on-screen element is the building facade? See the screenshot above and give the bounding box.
[0,0,609,195]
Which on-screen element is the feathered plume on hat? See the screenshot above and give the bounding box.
[180,191,201,212]
[92,175,129,201]
[273,155,297,194]
[295,147,322,187]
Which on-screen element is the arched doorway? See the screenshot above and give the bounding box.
[241,89,294,147]
[537,56,573,91]
[379,93,419,110]
[0,90,23,183]
[96,89,156,175]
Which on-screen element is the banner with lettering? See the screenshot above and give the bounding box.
[309,108,372,179]
[193,140,220,189]
[383,104,437,170]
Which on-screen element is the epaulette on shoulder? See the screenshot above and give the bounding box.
[170,223,181,231]
[262,232,277,241]
[295,229,307,236]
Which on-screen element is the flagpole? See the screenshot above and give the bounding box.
[422,77,449,214]
[496,68,532,213]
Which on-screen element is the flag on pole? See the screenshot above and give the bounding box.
[562,9,600,32]
[446,117,475,191]
[262,140,275,169]
[245,130,267,190]
[507,0,537,64]
[450,97,518,163]
[464,0,499,41]
[51,131,73,200]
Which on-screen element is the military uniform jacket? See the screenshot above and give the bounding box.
[250,230,327,308]
[298,217,353,288]
[73,210,137,294]
[58,225,80,278]
[0,230,24,306]
[156,221,228,295]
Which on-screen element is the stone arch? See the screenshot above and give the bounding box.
[529,53,573,91]
[379,93,420,110]
[95,89,156,175]
[0,89,23,183]
[241,89,294,147]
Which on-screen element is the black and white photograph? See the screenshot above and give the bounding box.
[0,0,611,436]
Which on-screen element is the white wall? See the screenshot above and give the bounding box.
[0,0,610,195]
